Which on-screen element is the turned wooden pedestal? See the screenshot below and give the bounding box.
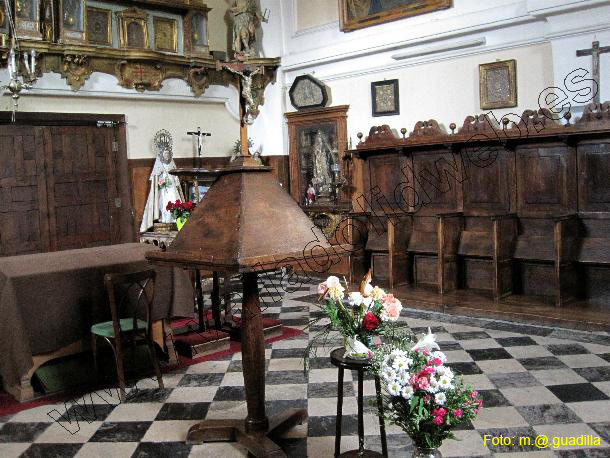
[186,272,307,457]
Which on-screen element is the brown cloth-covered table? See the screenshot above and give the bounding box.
[0,243,193,391]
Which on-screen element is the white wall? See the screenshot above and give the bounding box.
[272,0,610,153]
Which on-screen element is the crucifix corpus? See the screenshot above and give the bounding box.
[576,40,610,104]
[186,127,212,158]
[217,60,265,161]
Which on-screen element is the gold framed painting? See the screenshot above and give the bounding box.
[153,16,177,53]
[117,7,149,49]
[339,0,452,32]
[86,6,112,46]
[479,59,517,110]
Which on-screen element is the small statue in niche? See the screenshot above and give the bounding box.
[311,130,335,198]
[306,183,315,206]
[229,0,262,58]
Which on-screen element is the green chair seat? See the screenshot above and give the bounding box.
[91,318,148,338]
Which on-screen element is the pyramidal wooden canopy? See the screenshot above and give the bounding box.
[146,160,334,273]
[145,158,345,457]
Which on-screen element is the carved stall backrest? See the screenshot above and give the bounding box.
[458,114,499,137]
[511,108,561,135]
[408,119,445,140]
[577,102,610,126]
[359,125,397,148]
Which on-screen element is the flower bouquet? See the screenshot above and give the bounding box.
[306,271,404,362]
[166,200,195,230]
[372,329,483,456]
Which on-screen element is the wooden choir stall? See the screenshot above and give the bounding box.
[342,103,610,329]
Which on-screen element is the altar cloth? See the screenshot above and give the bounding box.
[0,243,193,388]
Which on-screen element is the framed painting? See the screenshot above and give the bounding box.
[153,17,177,53]
[339,0,452,32]
[371,79,399,117]
[86,7,112,46]
[479,59,517,110]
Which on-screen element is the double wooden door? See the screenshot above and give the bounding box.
[0,121,128,256]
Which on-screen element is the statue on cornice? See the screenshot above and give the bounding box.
[229,0,261,58]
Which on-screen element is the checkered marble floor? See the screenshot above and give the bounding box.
[2,273,610,457]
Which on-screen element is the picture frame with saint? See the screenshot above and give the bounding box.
[479,59,517,110]
[371,79,400,117]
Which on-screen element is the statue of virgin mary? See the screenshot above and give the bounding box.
[140,132,184,232]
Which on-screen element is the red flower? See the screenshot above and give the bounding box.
[433,416,444,425]
[453,409,463,418]
[362,312,379,331]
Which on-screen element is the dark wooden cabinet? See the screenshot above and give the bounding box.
[0,113,134,257]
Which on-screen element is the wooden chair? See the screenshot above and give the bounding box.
[91,269,164,400]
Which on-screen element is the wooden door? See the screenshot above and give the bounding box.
[44,126,120,251]
[0,126,51,255]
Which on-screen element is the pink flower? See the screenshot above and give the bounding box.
[432,357,443,367]
[474,408,480,415]
[409,375,418,385]
[433,416,444,425]
[471,391,479,399]
[421,367,436,376]
[476,399,483,408]
[380,294,402,322]
[317,282,327,295]
[416,377,429,391]
[432,408,446,417]
[453,409,463,418]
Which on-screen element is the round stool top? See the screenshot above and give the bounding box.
[330,347,374,370]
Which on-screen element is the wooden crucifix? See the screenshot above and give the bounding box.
[187,127,212,158]
[217,60,265,159]
[577,40,610,104]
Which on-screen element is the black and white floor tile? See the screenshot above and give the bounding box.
[2,272,610,457]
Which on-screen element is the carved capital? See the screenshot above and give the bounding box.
[188,67,210,97]
[62,55,93,91]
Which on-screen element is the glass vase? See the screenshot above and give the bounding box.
[343,335,372,360]
[411,446,442,458]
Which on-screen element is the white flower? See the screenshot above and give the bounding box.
[382,366,397,383]
[387,381,402,397]
[411,328,440,353]
[392,356,411,372]
[325,276,341,288]
[435,392,447,405]
[363,282,374,297]
[371,286,386,301]
[438,375,453,390]
[347,292,363,307]
[401,385,414,400]
[362,296,373,309]
[397,371,411,385]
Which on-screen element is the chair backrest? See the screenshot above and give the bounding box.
[103,269,156,337]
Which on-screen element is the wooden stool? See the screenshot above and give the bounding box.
[331,347,388,457]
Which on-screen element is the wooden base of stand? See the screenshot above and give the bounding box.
[186,408,308,457]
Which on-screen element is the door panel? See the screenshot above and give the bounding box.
[45,126,119,251]
[0,126,50,255]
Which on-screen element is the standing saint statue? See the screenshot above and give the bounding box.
[140,131,183,232]
[229,0,262,58]
[311,130,334,197]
